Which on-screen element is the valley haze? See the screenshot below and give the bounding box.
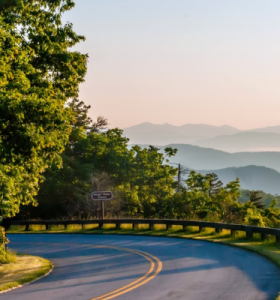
[124,122,280,196]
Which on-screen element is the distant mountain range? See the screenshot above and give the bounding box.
[124,123,280,194]
[123,122,241,145]
[198,166,280,195]
[123,122,280,152]
[144,144,280,172]
[129,143,280,195]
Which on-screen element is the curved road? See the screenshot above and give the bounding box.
[2,234,280,300]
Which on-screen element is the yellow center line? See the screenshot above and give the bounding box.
[90,246,159,300]
[12,241,162,300]
[95,249,162,300]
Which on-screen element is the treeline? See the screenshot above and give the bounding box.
[15,100,280,228]
[239,190,280,207]
[17,99,178,219]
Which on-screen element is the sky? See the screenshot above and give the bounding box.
[63,0,280,130]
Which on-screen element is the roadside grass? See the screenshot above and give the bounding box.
[7,223,280,299]
[0,249,17,264]
[0,253,53,292]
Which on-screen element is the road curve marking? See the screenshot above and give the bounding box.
[90,246,162,300]
[12,241,162,300]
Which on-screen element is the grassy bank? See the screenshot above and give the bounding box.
[8,223,280,299]
[0,253,53,292]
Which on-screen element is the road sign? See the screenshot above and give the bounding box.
[91,191,113,200]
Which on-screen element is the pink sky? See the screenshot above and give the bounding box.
[65,0,280,130]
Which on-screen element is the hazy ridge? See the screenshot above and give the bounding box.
[124,122,280,152]
[123,122,241,146]
[148,144,280,172]
[198,166,280,195]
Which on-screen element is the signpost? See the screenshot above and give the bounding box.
[91,191,113,219]
[91,191,113,200]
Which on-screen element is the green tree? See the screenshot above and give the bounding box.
[206,173,223,198]
[261,199,280,228]
[244,207,265,227]
[186,171,210,193]
[239,189,280,207]
[17,99,109,219]
[0,1,87,217]
[118,146,177,218]
[182,171,241,221]
[247,190,265,210]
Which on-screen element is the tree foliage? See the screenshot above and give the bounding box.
[206,173,223,198]
[247,190,266,209]
[0,0,87,217]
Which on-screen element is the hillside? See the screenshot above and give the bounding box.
[194,132,280,152]
[151,144,280,172]
[238,189,280,207]
[249,125,280,134]
[123,122,241,145]
[198,165,280,195]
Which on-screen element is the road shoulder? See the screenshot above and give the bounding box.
[0,254,53,293]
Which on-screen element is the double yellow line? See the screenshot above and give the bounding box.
[13,241,162,300]
[90,246,162,300]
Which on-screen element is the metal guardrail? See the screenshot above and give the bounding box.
[4,218,280,241]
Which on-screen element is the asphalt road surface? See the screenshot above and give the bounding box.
[2,234,280,300]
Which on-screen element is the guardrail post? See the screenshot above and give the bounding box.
[198,226,203,233]
[46,224,49,231]
[149,223,155,230]
[231,230,237,237]
[183,225,188,230]
[246,229,253,239]
[215,228,222,234]
[116,223,121,230]
[25,223,29,231]
[167,224,172,230]
[64,223,68,230]
[276,236,280,244]
[261,233,267,241]
[99,222,103,229]
[133,223,139,230]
